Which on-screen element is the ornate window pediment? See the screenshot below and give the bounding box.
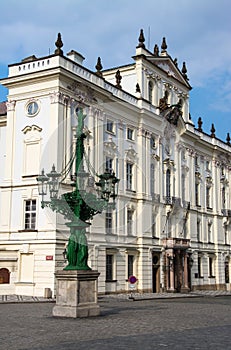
[125,147,137,162]
[104,139,117,157]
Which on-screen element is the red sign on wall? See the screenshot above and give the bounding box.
[46,255,53,261]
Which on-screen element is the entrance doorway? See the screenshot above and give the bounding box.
[152,254,160,293]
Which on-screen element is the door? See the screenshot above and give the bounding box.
[152,254,160,293]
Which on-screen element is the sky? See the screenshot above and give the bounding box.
[0,0,230,141]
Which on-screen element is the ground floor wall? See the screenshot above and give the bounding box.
[0,240,230,296]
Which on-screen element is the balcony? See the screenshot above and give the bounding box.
[164,196,181,207]
[162,237,190,250]
[221,209,231,217]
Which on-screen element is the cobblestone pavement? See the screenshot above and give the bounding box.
[0,295,231,350]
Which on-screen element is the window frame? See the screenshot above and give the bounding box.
[127,208,134,235]
[106,119,114,134]
[105,210,113,234]
[127,255,134,279]
[24,199,37,230]
[127,127,134,141]
[126,162,134,191]
[105,253,117,282]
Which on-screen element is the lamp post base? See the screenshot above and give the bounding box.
[53,270,100,318]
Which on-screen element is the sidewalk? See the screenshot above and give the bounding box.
[1,290,231,303]
[102,289,231,301]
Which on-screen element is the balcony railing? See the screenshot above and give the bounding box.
[162,237,190,250]
[164,196,181,206]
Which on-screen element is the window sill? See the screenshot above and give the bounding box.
[126,189,136,193]
[105,130,115,136]
[105,280,117,283]
[15,282,35,286]
[208,276,215,279]
[22,175,38,178]
[18,229,38,232]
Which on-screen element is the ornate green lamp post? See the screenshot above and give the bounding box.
[37,108,119,271]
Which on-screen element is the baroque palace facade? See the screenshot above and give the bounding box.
[0,31,230,297]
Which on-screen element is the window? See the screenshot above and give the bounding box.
[126,162,133,190]
[222,187,226,209]
[197,219,201,242]
[148,81,153,103]
[150,136,156,149]
[182,174,186,202]
[224,224,229,245]
[206,185,211,209]
[127,128,134,140]
[106,120,114,133]
[24,200,36,230]
[106,254,113,281]
[127,255,134,279]
[195,182,200,206]
[209,257,214,277]
[105,211,113,234]
[208,222,213,243]
[166,169,171,200]
[198,256,202,278]
[127,209,133,235]
[150,164,155,194]
[195,156,199,168]
[152,212,157,238]
[105,157,113,172]
[0,268,10,284]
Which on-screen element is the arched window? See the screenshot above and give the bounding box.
[0,268,10,284]
[148,81,153,103]
[166,169,171,200]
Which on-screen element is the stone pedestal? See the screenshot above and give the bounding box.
[52,270,100,318]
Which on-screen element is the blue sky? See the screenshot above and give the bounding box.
[0,0,230,141]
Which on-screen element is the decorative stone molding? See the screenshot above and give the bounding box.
[67,81,97,104]
[181,164,189,173]
[137,127,147,137]
[144,69,161,81]
[22,125,42,134]
[206,176,213,187]
[50,92,70,105]
[104,138,117,157]
[6,100,16,111]
[125,147,137,162]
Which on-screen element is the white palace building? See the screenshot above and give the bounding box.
[0,31,230,297]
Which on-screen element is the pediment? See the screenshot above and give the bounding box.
[148,56,191,88]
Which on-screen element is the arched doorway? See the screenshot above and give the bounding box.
[0,268,10,284]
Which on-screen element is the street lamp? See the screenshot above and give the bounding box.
[37,108,119,270]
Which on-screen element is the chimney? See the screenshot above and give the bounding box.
[67,50,85,65]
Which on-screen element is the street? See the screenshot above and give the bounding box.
[1,296,231,349]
